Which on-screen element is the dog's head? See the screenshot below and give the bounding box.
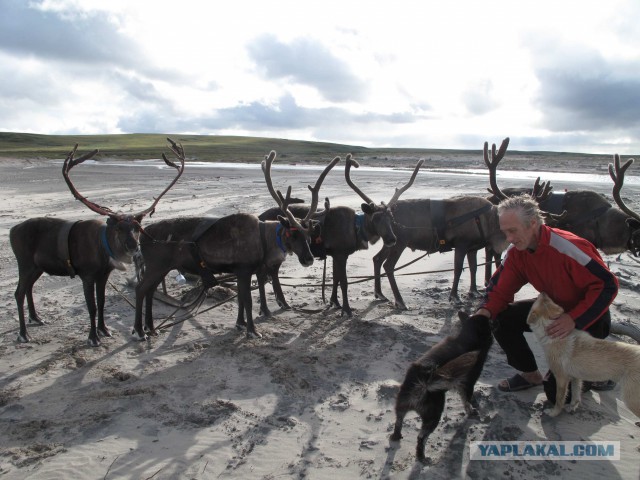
[526,292,564,328]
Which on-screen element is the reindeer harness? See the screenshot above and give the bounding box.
[541,192,612,248]
[190,218,220,289]
[57,220,82,278]
[430,201,492,252]
[355,213,369,250]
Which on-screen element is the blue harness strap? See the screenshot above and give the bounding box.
[100,225,116,259]
[355,212,368,249]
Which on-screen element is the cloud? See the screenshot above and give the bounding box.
[118,93,417,135]
[527,36,640,133]
[0,0,144,69]
[535,70,640,131]
[247,34,369,103]
[462,79,500,115]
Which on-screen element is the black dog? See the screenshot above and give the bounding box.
[390,312,493,462]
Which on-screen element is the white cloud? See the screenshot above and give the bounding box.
[0,0,639,153]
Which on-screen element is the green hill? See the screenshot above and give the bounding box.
[0,132,617,171]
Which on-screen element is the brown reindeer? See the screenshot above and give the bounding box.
[260,154,420,317]
[256,153,339,315]
[486,140,640,256]
[10,140,185,346]
[134,150,315,339]
[482,137,553,283]
[372,147,509,306]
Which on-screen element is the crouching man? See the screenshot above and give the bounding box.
[474,195,618,397]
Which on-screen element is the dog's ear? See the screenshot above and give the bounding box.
[427,351,481,391]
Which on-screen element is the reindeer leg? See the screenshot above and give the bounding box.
[269,265,291,311]
[144,282,161,335]
[334,255,352,317]
[449,247,466,302]
[328,256,342,310]
[134,270,163,341]
[373,246,390,301]
[26,276,46,326]
[15,269,42,343]
[467,250,479,296]
[256,266,272,317]
[82,277,100,347]
[237,272,261,338]
[95,273,111,338]
[383,247,407,310]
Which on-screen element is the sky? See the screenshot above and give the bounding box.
[1,0,640,154]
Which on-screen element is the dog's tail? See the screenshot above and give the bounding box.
[426,350,481,392]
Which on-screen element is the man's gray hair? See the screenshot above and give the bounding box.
[497,195,544,226]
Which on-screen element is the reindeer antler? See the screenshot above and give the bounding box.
[542,210,568,227]
[387,159,424,207]
[134,137,186,218]
[303,156,340,223]
[531,177,553,203]
[484,137,510,201]
[345,154,375,205]
[261,150,310,234]
[62,144,114,216]
[609,154,640,222]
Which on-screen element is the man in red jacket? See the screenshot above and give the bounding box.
[475,195,618,394]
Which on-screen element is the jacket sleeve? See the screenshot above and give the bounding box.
[480,247,528,319]
[564,248,618,330]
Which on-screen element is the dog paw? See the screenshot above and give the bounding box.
[566,401,581,413]
[545,407,562,417]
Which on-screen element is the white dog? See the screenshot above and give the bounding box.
[527,292,640,418]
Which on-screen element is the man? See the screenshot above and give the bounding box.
[475,195,618,395]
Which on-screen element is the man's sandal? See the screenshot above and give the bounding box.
[498,374,541,392]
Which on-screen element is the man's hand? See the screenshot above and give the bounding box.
[546,313,575,339]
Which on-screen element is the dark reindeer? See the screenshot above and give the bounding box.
[372,149,509,306]
[256,153,339,316]
[482,137,553,282]
[260,154,419,317]
[486,140,640,257]
[10,140,185,346]
[134,150,315,339]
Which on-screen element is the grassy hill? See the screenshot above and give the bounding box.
[0,132,617,171]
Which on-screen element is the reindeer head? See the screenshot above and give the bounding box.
[609,154,640,256]
[262,151,339,265]
[345,154,423,247]
[62,139,185,262]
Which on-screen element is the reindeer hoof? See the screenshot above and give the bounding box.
[395,301,408,311]
[246,330,263,339]
[374,292,388,302]
[87,337,101,347]
[235,323,246,331]
[98,327,112,338]
[390,432,402,442]
[28,316,45,326]
[131,330,148,342]
[17,333,31,343]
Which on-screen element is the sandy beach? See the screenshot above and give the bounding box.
[1,150,639,479]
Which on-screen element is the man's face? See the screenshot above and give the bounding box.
[499,210,538,251]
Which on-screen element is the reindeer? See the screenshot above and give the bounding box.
[371,149,509,306]
[486,139,640,257]
[260,155,420,317]
[10,140,185,346]
[482,137,553,283]
[133,150,315,339]
[256,153,339,316]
